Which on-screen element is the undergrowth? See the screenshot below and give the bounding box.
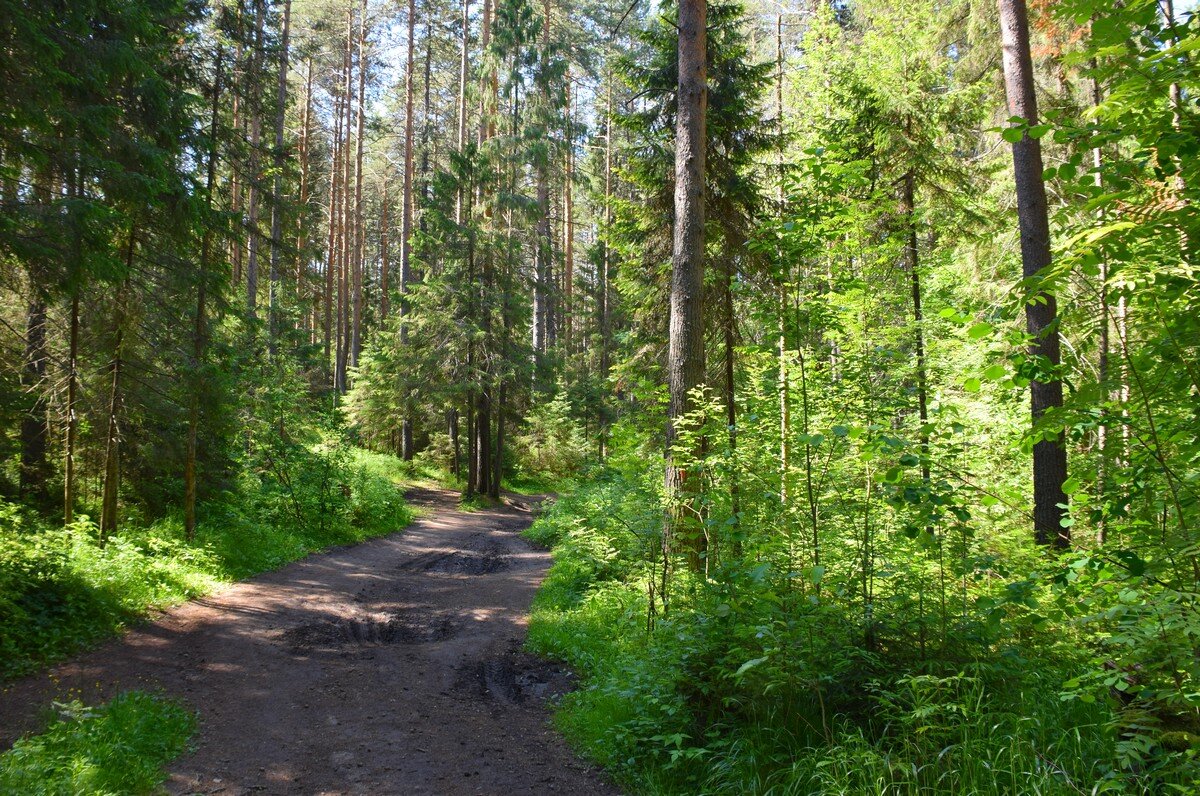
[0,691,195,795]
[0,446,413,681]
[525,469,1191,795]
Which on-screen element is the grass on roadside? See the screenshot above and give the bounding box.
[0,691,195,796]
[0,447,414,681]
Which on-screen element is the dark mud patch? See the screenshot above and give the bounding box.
[401,534,511,576]
[424,549,509,575]
[282,611,454,650]
[456,650,577,706]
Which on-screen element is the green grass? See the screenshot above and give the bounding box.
[0,691,195,795]
[0,446,414,681]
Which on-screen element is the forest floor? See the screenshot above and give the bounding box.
[0,486,618,795]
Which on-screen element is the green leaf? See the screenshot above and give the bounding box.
[1115,550,1147,577]
[1001,127,1024,144]
[1062,477,1081,495]
[984,364,1006,380]
[963,377,982,393]
[967,322,993,340]
[1028,124,1051,140]
[735,657,768,677]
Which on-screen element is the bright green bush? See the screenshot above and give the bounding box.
[0,691,195,795]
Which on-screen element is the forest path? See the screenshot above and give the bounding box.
[0,487,617,795]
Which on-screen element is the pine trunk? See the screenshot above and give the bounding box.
[997,0,1069,547]
[101,232,136,543]
[268,0,291,346]
[665,0,708,571]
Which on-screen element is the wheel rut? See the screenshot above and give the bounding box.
[0,486,618,795]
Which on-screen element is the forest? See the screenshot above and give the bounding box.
[0,0,1198,792]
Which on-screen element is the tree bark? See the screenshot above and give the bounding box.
[997,0,1069,547]
[351,0,367,369]
[381,179,391,320]
[563,69,574,348]
[246,0,265,319]
[324,77,341,386]
[532,0,552,367]
[186,42,225,541]
[399,0,418,460]
[665,0,708,571]
[268,0,291,347]
[449,408,460,479]
[19,297,49,504]
[336,10,354,393]
[901,169,931,489]
[101,231,136,543]
[63,293,79,522]
[776,13,789,509]
[598,72,613,457]
[297,58,313,330]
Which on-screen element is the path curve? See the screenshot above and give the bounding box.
[0,487,618,796]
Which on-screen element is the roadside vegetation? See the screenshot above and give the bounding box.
[0,691,195,796]
[526,447,1187,795]
[0,445,413,681]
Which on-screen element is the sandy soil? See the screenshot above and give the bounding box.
[0,487,619,796]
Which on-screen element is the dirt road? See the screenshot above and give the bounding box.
[0,487,618,795]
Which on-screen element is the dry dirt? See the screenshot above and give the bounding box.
[0,487,620,795]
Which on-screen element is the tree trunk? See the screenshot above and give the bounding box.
[449,408,460,479]
[101,232,135,543]
[336,10,354,394]
[532,0,552,368]
[598,72,613,457]
[775,13,789,509]
[400,0,416,329]
[997,0,1069,547]
[268,0,291,346]
[665,0,708,571]
[246,0,265,319]
[63,293,79,522]
[297,58,313,328]
[19,297,49,504]
[475,391,491,496]
[186,42,225,541]
[723,247,738,566]
[400,0,417,460]
[901,169,931,488]
[381,179,391,320]
[351,0,367,368]
[324,80,341,386]
[563,69,575,348]
[230,20,245,288]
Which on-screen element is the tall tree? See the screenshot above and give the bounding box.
[665,0,707,570]
[997,0,1068,547]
